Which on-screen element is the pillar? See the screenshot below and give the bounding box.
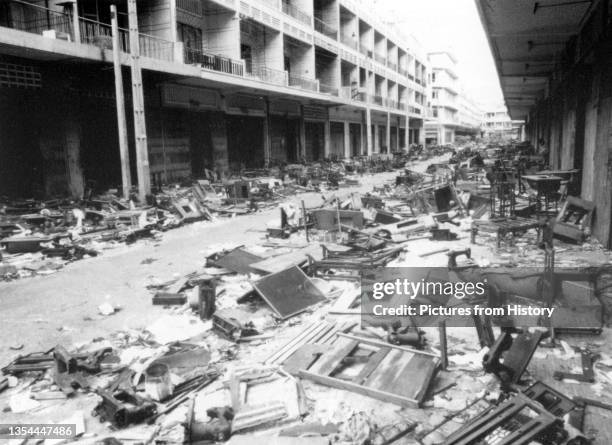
[343,121,351,159]
[299,105,307,160]
[324,118,331,158]
[366,107,373,155]
[264,99,271,166]
[386,112,391,153]
[374,124,380,153]
[405,115,410,148]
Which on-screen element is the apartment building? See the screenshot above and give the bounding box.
[0,0,428,199]
[481,108,525,142]
[424,51,481,145]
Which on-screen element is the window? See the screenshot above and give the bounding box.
[432,90,438,99]
[432,107,438,118]
[431,72,436,83]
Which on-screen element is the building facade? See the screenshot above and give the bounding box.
[481,108,524,141]
[425,51,481,145]
[0,0,428,199]
[476,0,612,247]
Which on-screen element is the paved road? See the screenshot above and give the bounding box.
[0,170,406,364]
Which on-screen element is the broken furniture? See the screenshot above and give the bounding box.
[311,209,364,230]
[523,174,563,215]
[207,246,263,275]
[553,350,597,383]
[298,332,440,408]
[307,245,403,279]
[443,391,573,445]
[482,328,544,385]
[93,389,157,428]
[553,196,595,243]
[252,266,326,319]
[471,217,541,247]
[0,233,70,254]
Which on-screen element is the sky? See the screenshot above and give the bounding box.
[373,0,505,109]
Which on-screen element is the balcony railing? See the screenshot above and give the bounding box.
[387,61,397,71]
[176,0,203,16]
[185,47,244,76]
[341,36,358,50]
[314,17,337,40]
[398,68,409,77]
[319,83,339,96]
[374,53,386,65]
[398,101,407,111]
[359,46,373,58]
[288,73,318,92]
[385,99,398,109]
[340,86,366,101]
[410,106,422,115]
[370,94,383,106]
[281,0,311,26]
[2,1,73,39]
[79,18,124,50]
[247,65,288,86]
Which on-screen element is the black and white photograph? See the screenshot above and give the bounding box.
[1,0,612,443]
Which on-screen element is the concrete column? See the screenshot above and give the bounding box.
[386,112,391,153]
[264,99,271,166]
[405,115,410,148]
[374,124,380,153]
[71,0,80,43]
[366,107,373,155]
[299,105,307,160]
[343,121,351,159]
[324,118,331,158]
[169,0,178,43]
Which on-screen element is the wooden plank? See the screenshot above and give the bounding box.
[274,323,336,365]
[265,321,330,364]
[298,370,419,408]
[353,347,390,384]
[337,333,440,358]
[308,338,358,376]
[365,349,411,389]
[251,245,322,274]
[388,354,439,403]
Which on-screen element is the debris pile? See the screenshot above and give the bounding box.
[3,142,612,444]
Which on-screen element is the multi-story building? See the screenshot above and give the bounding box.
[424,50,481,145]
[481,108,525,141]
[0,0,428,199]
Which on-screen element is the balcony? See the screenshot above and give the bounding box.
[384,98,399,109]
[288,73,318,91]
[319,83,339,96]
[374,53,386,65]
[281,0,312,26]
[359,46,373,58]
[409,106,422,115]
[0,1,175,62]
[1,1,73,39]
[176,0,203,16]
[398,68,408,77]
[341,37,358,50]
[184,47,244,76]
[340,86,366,101]
[246,66,288,86]
[387,61,397,71]
[314,17,337,40]
[398,101,407,111]
[370,94,383,106]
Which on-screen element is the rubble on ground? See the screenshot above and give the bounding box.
[3,142,612,444]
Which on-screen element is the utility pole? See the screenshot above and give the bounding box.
[111,4,132,199]
[127,0,151,202]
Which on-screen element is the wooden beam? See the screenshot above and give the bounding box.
[111,4,132,199]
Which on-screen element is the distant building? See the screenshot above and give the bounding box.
[425,51,482,145]
[481,108,525,141]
